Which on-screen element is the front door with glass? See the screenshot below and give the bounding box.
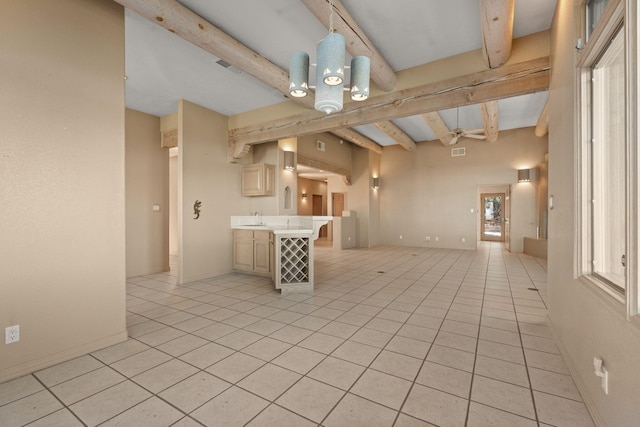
[481,193,505,242]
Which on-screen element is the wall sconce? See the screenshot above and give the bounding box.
[517,169,531,183]
[301,192,307,201]
[372,177,380,190]
[284,150,295,171]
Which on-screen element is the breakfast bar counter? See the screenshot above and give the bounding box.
[230,216,331,294]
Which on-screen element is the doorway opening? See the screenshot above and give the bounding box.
[481,193,505,242]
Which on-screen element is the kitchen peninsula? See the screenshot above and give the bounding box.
[230,216,331,294]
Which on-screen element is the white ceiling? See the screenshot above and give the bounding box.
[124,0,556,148]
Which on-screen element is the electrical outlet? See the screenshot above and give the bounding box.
[5,325,20,344]
[399,235,403,240]
[462,237,466,243]
[435,237,439,242]
[425,236,431,242]
[593,357,609,394]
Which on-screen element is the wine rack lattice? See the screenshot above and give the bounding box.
[280,237,310,284]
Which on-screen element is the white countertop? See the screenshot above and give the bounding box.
[232,224,313,235]
[231,215,333,238]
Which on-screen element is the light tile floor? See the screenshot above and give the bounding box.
[0,242,595,426]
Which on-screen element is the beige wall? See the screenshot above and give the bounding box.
[278,138,298,215]
[327,176,351,214]
[536,157,549,239]
[297,178,328,216]
[298,132,352,175]
[249,142,279,216]
[169,154,178,256]
[349,147,382,248]
[547,1,640,425]
[161,113,179,256]
[0,0,127,382]
[177,100,250,283]
[125,109,170,277]
[238,140,300,217]
[379,128,547,251]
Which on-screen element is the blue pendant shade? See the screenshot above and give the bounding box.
[350,55,370,101]
[289,51,309,98]
[317,33,345,86]
[288,25,369,114]
[315,67,343,114]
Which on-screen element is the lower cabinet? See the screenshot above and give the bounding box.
[253,232,271,274]
[233,229,272,275]
[233,230,254,271]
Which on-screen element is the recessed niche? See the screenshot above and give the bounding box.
[284,186,292,210]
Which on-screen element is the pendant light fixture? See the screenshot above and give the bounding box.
[289,0,370,114]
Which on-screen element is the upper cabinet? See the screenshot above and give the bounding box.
[241,163,275,196]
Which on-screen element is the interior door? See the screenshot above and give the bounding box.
[332,193,344,217]
[481,193,505,242]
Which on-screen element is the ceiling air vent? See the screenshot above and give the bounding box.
[216,59,242,74]
[316,140,326,152]
[451,147,466,157]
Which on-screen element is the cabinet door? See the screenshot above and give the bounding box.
[233,237,254,271]
[241,164,264,196]
[241,163,275,196]
[263,164,275,196]
[253,238,271,274]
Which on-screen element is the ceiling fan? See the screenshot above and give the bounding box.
[447,108,486,144]
[447,127,486,145]
[423,103,499,146]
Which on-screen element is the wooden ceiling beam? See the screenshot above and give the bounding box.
[114,0,314,108]
[422,112,454,146]
[373,122,416,150]
[330,128,383,154]
[480,101,499,142]
[161,128,178,148]
[115,0,393,158]
[229,57,550,146]
[300,0,397,92]
[301,1,412,150]
[480,0,515,69]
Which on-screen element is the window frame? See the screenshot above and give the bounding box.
[576,0,640,318]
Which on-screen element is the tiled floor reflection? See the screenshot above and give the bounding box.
[0,242,595,426]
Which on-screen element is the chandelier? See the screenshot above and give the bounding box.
[288,0,370,114]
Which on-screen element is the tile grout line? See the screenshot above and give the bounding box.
[464,243,491,426]
[503,244,542,425]
[28,373,89,427]
[389,248,478,426]
[120,246,543,425]
[3,244,586,426]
